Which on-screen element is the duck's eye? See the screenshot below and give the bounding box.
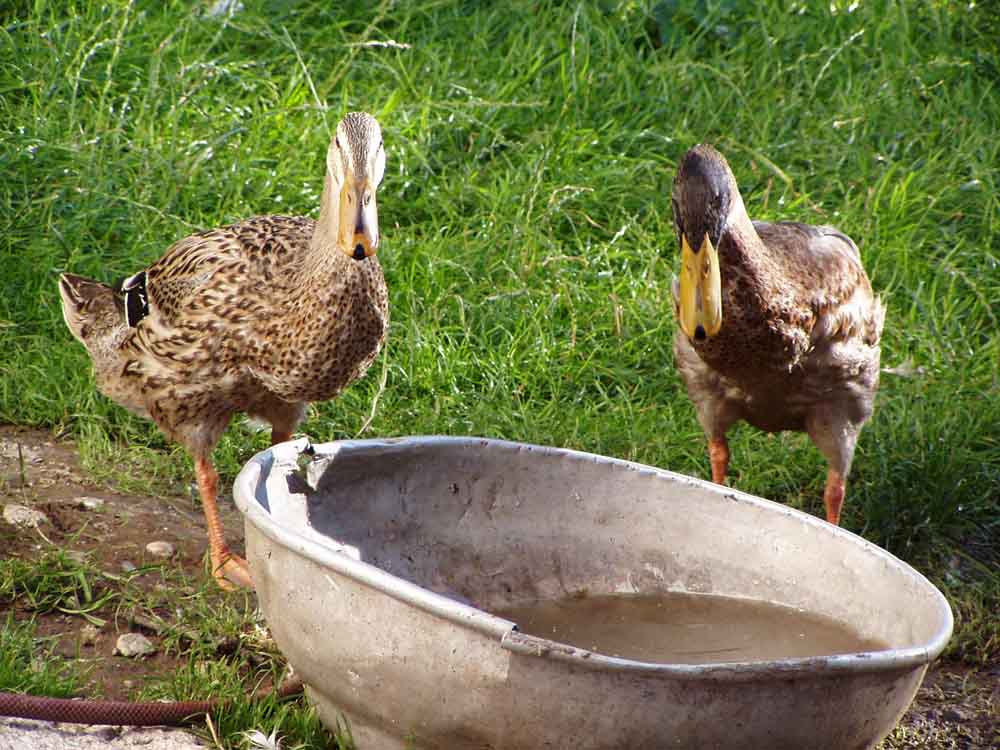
[364,192,372,206]
[335,137,341,150]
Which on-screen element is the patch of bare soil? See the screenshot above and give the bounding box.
[880,665,999,750]
[1,426,997,748]
[0,425,246,701]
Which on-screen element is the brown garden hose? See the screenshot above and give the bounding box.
[0,675,303,726]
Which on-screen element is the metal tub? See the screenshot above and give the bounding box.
[233,437,952,750]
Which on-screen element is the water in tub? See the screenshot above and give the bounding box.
[492,592,888,664]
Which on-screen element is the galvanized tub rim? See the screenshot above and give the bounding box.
[234,435,953,681]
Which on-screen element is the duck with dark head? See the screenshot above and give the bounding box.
[671,143,885,526]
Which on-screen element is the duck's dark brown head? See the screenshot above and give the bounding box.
[671,144,736,341]
[672,144,736,254]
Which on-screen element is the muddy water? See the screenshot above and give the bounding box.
[493,592,888,664]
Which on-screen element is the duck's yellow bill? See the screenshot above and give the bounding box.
[678,232,722,341]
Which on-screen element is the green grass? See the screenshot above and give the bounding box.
[0,547,117,625]
[0,614,85,696]
[1,0,998,745]
[1,547,332,747]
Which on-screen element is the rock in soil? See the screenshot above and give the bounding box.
[3,503,49,528]
[76,496,105,510]
[145,541,176,558]
[79,624,101,647]
[114,633,156,658]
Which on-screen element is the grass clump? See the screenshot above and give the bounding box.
[144,659,332,750]
[0,548,115,626]
[126,575,338,748]
[0,549,337,747]
[0,614,85,697]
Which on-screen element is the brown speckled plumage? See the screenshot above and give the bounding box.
[670,144,885,525]
[59,112,389,588]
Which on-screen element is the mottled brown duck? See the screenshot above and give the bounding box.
[670,144,884,525]
[59,112,389,589]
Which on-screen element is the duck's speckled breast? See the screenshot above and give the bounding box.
[248,255,389,404]
[689,254,809,384]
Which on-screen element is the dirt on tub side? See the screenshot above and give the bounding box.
[0,425,997,749]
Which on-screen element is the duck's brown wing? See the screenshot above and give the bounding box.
[753,221,884,347]
[139,215,314,328]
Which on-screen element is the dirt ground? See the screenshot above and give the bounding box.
[0,426,246,702]
[1,425,996,748]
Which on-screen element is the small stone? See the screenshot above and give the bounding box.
[114,632,156,658]
[66,550,88,564]
[3,503,48,528]
[121,560,137,572]
[941,708,967,722]
[79,624,101,646]
[77,496,105,510]
[145,540,176,558]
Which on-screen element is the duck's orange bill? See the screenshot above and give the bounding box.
[339,178,379,259]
